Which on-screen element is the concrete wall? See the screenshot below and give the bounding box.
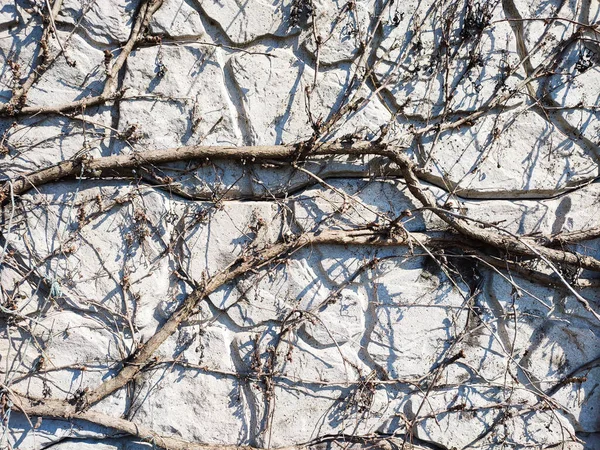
[1,0,599,449]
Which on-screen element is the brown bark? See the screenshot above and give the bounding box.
[0,0,164,117]
[0,142,393,202]
[4,227,449,449]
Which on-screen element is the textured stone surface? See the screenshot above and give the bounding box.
[227,47,389,145]
[412,105,598,197]
[57,0,141,44]
[375,1,521,116]
[120,43,241,149]
[26,32,107,107]
[0,112,113,177]
[199,0,294,44]
[1,0,600,449]
[149,0,205,37]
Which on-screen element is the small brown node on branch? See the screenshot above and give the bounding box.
[69,387,90,412]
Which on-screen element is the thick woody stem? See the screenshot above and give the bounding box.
[389,149,600,320]
[5,228,455,449]
[0,142,393,202]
